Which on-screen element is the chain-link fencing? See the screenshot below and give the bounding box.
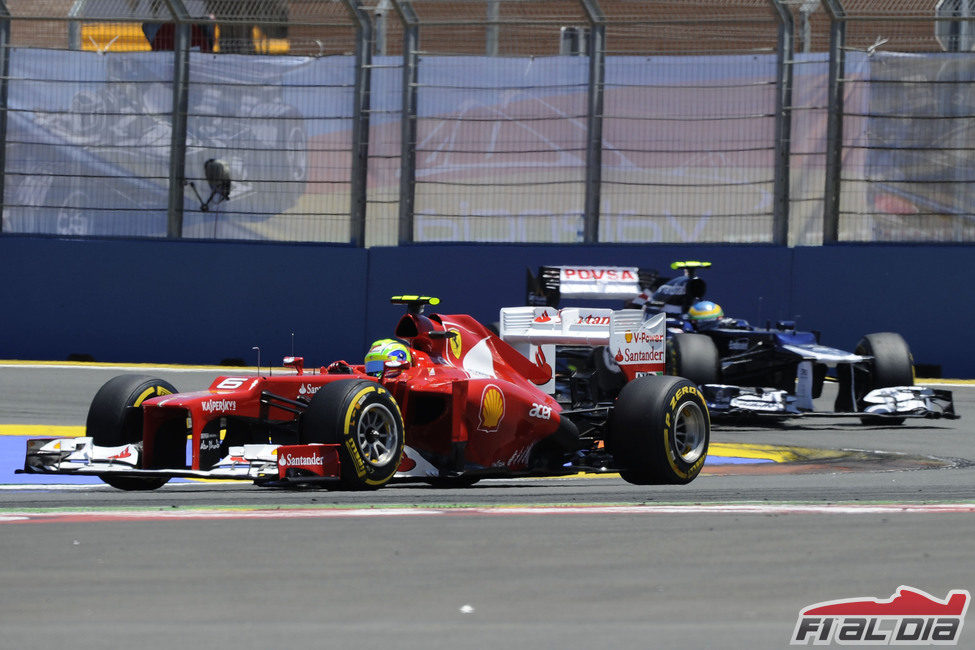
[0,1,972,245]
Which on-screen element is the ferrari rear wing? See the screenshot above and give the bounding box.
[499,306,666,392]
[527,265,660,306]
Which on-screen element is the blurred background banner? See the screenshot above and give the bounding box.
[1,0,975,247]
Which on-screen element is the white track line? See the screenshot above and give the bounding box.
[2,503,974,524]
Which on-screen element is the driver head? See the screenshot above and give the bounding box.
[364,338,412,376]
[688,300,724,330]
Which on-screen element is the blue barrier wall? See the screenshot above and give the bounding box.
[790,245,974,378]
[2,237,972,376]
[0,237,369,366]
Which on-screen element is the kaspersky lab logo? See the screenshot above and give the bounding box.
[791,585,970,645]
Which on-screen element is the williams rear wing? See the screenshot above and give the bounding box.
[527,265,661,306]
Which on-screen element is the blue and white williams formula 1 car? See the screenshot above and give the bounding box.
[524,262,957,424]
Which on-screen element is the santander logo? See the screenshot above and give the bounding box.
[278,452,323,468]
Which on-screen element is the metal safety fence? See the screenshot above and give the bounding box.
[0,0,972,246]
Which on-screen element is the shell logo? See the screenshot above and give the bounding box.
[625,331,633,343]
[448,329,462,359]
[477,384,505,433]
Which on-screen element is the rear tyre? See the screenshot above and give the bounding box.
[667,333,720,387]
[300,379,404,490]
[609,375,709,485]
[86,375,177,491]
[855,332,914,426]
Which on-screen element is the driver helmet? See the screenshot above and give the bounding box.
[364,338,411,376]
[687,300,724,330]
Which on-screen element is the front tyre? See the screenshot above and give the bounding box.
[300,379,404,490]
[86,375,177,491]
[855,332,914,426]
[609,375,710,485]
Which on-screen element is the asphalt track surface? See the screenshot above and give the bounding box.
[1,364,973,650]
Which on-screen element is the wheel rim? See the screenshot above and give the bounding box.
[355,403,399,467]
[673,400,707,464]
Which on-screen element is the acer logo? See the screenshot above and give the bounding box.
[577,315,610,325]
[528,403,552,420]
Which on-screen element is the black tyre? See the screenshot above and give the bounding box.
[300,379,404,490]
[609,375,710,485]
[855,332,914,426]
[86,375,178,490]
[666,333,720,386]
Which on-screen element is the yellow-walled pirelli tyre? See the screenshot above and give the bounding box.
[300,379,405,490]
[86,374,178,491]
[608,375,710,485]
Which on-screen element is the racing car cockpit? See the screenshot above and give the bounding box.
[646,260,709,318]
[644,261,754,334]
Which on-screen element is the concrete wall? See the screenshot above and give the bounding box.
[2,237,971,376]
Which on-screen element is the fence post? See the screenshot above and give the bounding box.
[581,0,605,244]
[770,0,793,246]
[67,0,81,50]
[822,0,846,244]
[0,3,9,231]
[165,1,191,239]
[395,1,419,245]
[486,0,499,57]
[345,0,372,248]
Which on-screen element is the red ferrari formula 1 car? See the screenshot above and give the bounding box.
[21,296,709,490]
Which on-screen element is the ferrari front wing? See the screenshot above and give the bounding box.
[19,437,342,484]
